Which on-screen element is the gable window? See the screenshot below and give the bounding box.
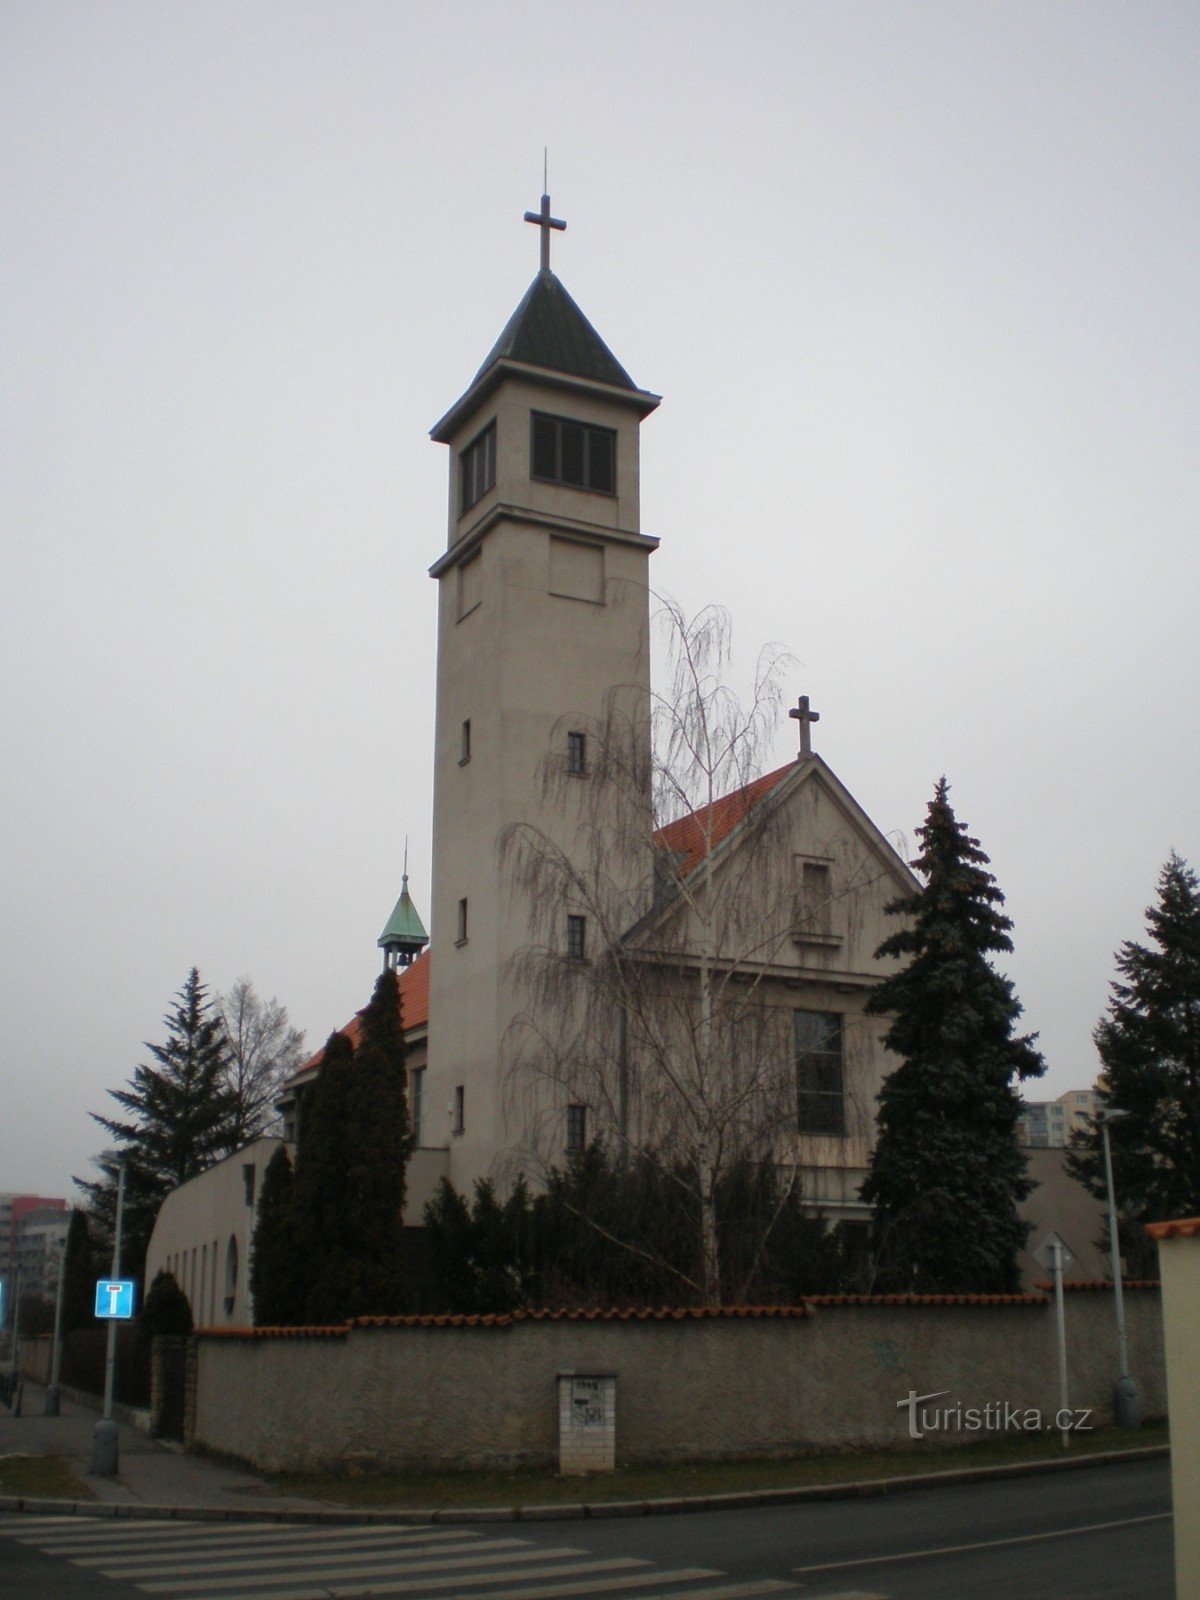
[531,412,616,494]
[566,1103,587,1153]
[566,913,587,961]
[411,1067,425,1145]
[460,422,496,514]
[794,857,840,945]
[566,730,587,775]
[795,1010,844,1136]
[456,897,468,945]
[453,1085,465,1136]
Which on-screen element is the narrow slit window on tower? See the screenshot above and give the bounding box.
[456,897,468,945]
[566,729,586,775]
[460,719,471,764]
[566,913,587,961]
[459,421,496,514]
[566,1103,587,1153]
[411,1067,425,1145]
[531,412,616,494]
[453,1085,465,1136]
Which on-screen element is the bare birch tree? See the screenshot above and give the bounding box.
[217,978,307,1145]
[500,601,877,1304]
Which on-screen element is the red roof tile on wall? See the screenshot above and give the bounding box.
[200,1304,815,1339]
[806,1293,1047,1308]
[1144,1217,1200,1240]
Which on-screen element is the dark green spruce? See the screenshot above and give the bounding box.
[248,1144,306,1325]
[78,969,238,1282]
[862,779,1044,1292]
[290,968,412,1321]
[1068,853,1200,1242]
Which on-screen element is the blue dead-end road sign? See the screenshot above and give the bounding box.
[95,1280,136,1320]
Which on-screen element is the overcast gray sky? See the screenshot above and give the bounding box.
[3,1,1197,1202]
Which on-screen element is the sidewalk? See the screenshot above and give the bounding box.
[0,1382,332,1518]
[1,1380,1170,1528]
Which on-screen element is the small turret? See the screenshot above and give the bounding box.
[378,872,429,971]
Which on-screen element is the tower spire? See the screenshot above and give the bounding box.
[524,188,566,276]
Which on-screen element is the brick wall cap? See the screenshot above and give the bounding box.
[1144,1217,1200,1240]
[805,1292,1046,1308]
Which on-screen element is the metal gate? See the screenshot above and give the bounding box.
[155,1339,187,1442]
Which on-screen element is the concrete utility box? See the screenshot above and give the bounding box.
[558,1372,616,1474]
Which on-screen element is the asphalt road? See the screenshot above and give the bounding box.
[536,1454,1175,1599]
[0,1455,1174,1600]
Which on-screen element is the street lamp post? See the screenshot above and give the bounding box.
[1099,1108,1141,1428]
[45,1236,67,1416]
[90,1162,126,1475]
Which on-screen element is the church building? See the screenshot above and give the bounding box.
[283,192,920,1233]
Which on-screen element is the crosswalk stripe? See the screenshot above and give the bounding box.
[15,1523,472,1555]
[175,1556,654,1600]
[1,1516,818,1600]
[102,1533,523,1574]
[133,1542,598,1593]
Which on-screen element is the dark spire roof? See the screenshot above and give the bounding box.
[472,272,639,392]
[377,875,428,954]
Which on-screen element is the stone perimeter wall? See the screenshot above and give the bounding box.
[191,1291,1164,1474]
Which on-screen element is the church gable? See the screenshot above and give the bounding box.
[641,756,916,987]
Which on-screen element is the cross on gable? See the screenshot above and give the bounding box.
[524,192,566,274]
[789,694,820,759]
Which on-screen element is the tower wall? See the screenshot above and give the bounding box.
[427,352,658,1195]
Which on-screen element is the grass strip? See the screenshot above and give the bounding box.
[0,1453,96,1501]
[267,1419,1168,1509]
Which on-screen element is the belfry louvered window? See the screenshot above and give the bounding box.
[531,412,616,494]
[460,422,496,513]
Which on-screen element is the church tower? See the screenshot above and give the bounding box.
[426,195,661,1192]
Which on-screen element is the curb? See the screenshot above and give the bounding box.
[0,1444,1169,1527]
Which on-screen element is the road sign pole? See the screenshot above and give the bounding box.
[44,1240,67,1416]
[91,1162,126,1476]
[1050,1239,1070,1450]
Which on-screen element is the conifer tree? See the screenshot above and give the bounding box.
[138,1270,194,1344]
[291,968,411,1321]
[862,779,1044,1292]
[249,1145,305,1325]
[78,969,238,1279]
[1069,853,1200,1230]
[61,1208,98,1334]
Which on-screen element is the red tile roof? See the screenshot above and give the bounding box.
[290,950,429,1083]
[1144,1217,1200,1240]
[653,764,795,879]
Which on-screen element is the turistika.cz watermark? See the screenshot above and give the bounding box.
[897,1389,1094,1441]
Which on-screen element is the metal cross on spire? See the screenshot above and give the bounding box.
[789,694,820,759]
[524,189,566,275]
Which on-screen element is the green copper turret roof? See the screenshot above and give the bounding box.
[377,876,428,952]
[473,272,639,392]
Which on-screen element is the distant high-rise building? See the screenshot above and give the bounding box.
[1018,1088,1100,1149]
